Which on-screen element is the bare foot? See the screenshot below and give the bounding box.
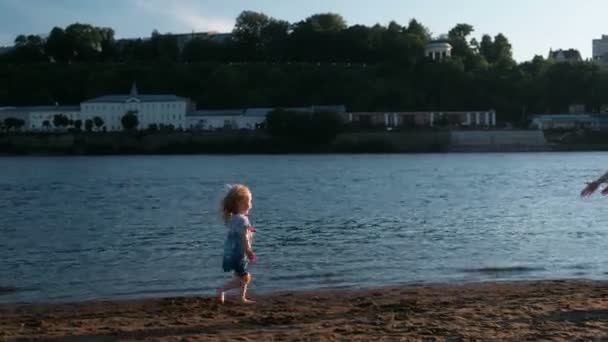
[216,290,225,304]
[240,297,256,304]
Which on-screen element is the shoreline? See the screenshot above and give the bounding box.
[2,148,608,156]
[0,130,578,155]
[3,280,608,340]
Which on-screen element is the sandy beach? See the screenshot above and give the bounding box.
[2,280,608,341]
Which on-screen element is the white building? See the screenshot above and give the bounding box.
[593,35,608,63]
[80,83,189,131]
[187,109,245,130]
[530,114,608,131]
[0,105,80,131]
[548,49,582,62]
[345,110,496,128]
[187,105,347,131]
[172,32,233,51]
[425,40,452,60]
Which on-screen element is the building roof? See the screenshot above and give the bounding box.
[83,83,188,103]
[188,109,244,117]
[243,108,274,117]
[244,107,316,117]
[426,41,452,49]
[185,105,348,118]
[532,114,608,122]
[83,95,188,103]
[243,106,347,117]
[548,49,582,61]
[208,33,232,43]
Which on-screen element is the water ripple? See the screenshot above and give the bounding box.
[2,153,608,303]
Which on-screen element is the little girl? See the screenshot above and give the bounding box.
[217,184,257,304]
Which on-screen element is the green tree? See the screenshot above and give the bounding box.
[52,114,69,128]
[233,11,271,49]
[98,27,117,61]
[74,119,82,131]
[93,116,104,131]
[260,19,290,61]
[121,111,139,130]
[16,119,25,131]
[493,33,515,66]
[480,33,515,66]
[3,118,18,131]
[182,38,223,62]
[232,11,289,61]
[42,120,51,130]
[85,119,94,132]
[448,23,475,62]
[3,118,26,132]
[479,34,494,61]
[10,34,47,62]
[64,23,104,61]
[153,33,179,61]
[405,19,431,41]
[296,13,347,33]
[290,13,348,62]
[45,27,71,62]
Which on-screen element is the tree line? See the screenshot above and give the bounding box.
[0,11,605,125]
[1,13,514,66]
[1,112,140,133]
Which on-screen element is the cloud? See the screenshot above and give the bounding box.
[134,0,234,32]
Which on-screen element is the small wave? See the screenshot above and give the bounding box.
[461,266,544,274]
[270,272,339,282]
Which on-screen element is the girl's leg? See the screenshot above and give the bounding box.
[239,273,254,304]
[216,276,241,304]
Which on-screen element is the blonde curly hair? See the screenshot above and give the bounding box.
[221,184,251,223]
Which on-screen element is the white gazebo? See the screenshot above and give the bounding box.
[425,41,452,60]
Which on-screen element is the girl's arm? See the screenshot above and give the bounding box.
[242,230,255,260]
[582,171,608,197]
[598,171,608,183]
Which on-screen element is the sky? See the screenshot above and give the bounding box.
[0,0,606,62]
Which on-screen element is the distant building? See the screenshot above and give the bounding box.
[115,31,233,52]
[171,32,233,51]
[170,31,232,51]
[548,49,582,62]
[569,104,585,114]
[80,83,191,131]
[593,35,608,63]
[0,105,80,131]
[345,111,496,128]
[425,39,452,61]
[187,105,346,131]
[187,109,245,130]
[530,114,608,130]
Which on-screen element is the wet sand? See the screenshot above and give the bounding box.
[2,280,608,341]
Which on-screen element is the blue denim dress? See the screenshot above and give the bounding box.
[222,214,250,277]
